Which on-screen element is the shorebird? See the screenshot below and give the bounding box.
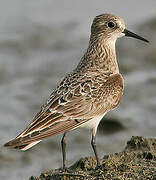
[4,14,148,169]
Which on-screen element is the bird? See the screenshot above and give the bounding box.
[4,13,149,170]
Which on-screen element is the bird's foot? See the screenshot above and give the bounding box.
[95,160,101,169]
[61,167,73,173]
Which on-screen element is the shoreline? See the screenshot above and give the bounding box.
[29,136,156,180]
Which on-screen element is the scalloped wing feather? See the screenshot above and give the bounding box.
[4,73,123,149]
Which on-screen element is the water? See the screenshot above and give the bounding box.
[0,0,156,179]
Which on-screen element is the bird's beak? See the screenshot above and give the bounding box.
[123,29,149,43]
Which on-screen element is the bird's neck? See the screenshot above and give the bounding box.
[76,36,119,75]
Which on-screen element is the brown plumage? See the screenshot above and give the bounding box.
[4,14,148,168]
[5,73,123,148]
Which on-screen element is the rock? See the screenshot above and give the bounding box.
[98,117,126,135]
[29,136,156,180]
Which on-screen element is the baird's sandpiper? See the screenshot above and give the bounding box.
[4,14,149,169]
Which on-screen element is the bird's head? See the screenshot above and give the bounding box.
[91,14,149,43]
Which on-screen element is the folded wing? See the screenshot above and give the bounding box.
[4,73,123,150]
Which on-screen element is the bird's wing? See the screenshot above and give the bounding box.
[4,73,123,147]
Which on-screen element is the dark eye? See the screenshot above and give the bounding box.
[107,21,116,28]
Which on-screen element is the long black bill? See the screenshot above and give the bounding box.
[123,29,149,43]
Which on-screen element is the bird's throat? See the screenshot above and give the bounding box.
[77,38,119,75]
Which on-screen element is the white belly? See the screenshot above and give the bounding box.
[79,113,106,130]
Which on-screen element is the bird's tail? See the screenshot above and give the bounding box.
[4,137,41,151]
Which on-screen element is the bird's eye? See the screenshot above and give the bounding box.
[107,21,116,28]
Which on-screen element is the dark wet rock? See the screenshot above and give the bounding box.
[125,136,156,152]
[98,117,126,134]
[29,136,156,180]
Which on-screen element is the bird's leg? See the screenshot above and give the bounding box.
[91,130,100,167]
[61,132,74,173]
[61,132,67,170]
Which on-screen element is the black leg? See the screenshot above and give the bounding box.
[61,132,67,170]
[91,133,100,166]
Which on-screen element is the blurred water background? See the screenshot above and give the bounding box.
[0,0,156,179]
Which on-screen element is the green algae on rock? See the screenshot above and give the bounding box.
[29,136,156,180]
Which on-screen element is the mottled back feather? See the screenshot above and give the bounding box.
[4,13,125,150]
